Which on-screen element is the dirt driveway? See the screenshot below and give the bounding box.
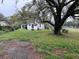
[0,40,43,59]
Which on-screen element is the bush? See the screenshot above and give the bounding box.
[13,25,21,30]
[62,29,69,33]
[0,26,14,32]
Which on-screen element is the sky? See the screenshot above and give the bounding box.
[0,0,32,17]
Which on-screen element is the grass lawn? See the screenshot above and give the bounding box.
[0,29,79,59]
[0,31,7,35]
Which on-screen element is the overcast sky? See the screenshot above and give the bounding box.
[0,0,32,17]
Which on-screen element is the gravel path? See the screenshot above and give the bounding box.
[0,40,43,59]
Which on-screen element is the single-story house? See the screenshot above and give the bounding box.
[20,23,45,30]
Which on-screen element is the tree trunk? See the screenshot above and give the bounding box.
[54,26,62,35]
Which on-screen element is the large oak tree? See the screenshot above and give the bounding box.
[32,0,79,35]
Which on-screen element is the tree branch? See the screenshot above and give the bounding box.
[74,10,79,14]
[64,0,74,6]
[46,0,58,8]
[42,20,54,26]
[60,0,79,26]
[62,0,66,4]
[46,0,57,21]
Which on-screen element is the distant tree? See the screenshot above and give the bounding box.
[0,13,5,20]
[17,6,38,23]
[10,5,39,27]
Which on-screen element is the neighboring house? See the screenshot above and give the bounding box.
[21,23,45,30]
[0,20,10,26]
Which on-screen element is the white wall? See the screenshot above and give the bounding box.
[27,24,32,30]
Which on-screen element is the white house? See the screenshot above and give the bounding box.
[21,23,45,30]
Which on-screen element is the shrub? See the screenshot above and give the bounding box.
[0,26,14,32]
[62,29,69,33]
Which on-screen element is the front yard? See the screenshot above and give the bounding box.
[0,29,79,59]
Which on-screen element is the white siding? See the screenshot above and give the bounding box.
[27,24,32,30]
[34,26,38,30]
